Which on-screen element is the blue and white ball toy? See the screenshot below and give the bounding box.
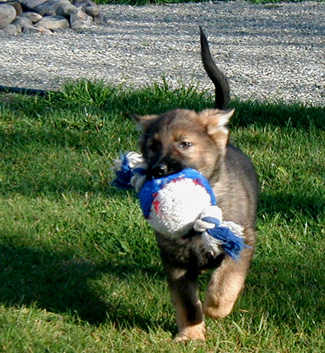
[113,152,249,260]
[139,168,216,238]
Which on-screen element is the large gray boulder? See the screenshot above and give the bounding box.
[21,11,43,23]
[33,0,73,16]
[1,23,19,34]
[73,0,99,17]
[35,14,70,29]
[56,2,77,17]
[70,8,92,29]
[20,0,48,11]
[23,23,52,33]
[0,4,17,28]
[5,1,23,16]
[13,14,32,30]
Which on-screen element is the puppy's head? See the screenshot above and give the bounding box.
[134,108,234,181]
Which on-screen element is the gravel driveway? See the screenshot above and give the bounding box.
[1,1,324,105]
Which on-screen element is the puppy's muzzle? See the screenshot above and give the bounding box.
[150,163,168,179]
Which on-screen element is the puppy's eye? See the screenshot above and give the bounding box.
[148,140,161,152]
[179,141,192,149]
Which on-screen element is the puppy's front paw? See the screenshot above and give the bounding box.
[174,323,206,342]
[204,304,232,319]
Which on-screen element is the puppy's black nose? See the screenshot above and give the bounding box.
[151,164,168,178]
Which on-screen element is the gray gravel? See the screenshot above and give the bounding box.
[1,1,324,105]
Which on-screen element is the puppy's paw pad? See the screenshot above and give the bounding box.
[174,333,205,343]
[174,324,206,342]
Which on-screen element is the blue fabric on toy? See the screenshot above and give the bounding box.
[139,168,216,218]
[112,152,146,189]
[201,216,249,260]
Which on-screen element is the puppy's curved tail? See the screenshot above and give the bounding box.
[200,27,230,110]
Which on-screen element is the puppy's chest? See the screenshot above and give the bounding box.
[155,232,224,270]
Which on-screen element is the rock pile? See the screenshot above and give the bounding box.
[0,0,106,34]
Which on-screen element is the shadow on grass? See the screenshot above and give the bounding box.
[2,85,324,129]
[1,98,324,200]
[0,241,169,331]
[258,191,324,220]
[246,251,324,327]
[231,99,324,130]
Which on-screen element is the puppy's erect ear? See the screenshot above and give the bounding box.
[198,108,235,144]
[132,114,159,154]
[132,114,159,131]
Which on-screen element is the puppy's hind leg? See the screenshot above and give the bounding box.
[204,234,255,319]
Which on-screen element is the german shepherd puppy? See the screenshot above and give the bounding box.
[134,28,259,341]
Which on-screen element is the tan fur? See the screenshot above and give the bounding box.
[135,109,234,182]
[172,292,205,341]
[174,323,206,342]
[204,245,255,319]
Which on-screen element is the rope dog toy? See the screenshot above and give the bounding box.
[113,152,250,260]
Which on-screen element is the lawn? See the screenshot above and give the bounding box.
[0,79,324,352]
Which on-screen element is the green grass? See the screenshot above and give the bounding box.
[0,80,324,352]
